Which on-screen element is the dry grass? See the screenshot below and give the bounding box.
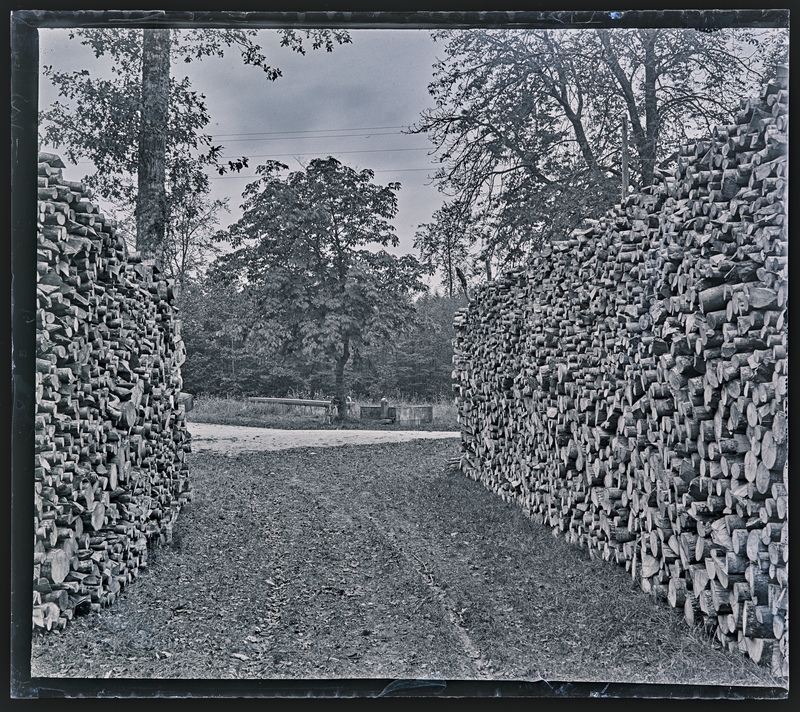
[188,395,459,431]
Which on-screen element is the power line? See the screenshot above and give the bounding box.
[208,167,439,179]
[218,131,404,143]
[238,147,431,159]
[375,167,439,173]
[75,146,432,165]
[211,125,410,138]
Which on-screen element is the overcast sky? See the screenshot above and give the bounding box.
[38,29,447,258]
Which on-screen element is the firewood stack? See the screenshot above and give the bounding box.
[33,152,192,633]
[453,70,788,678]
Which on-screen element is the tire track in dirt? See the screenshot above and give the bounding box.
[361,510,492,675]
[274,443,555,681]
[31,438,783,687]
[282,456,486,679]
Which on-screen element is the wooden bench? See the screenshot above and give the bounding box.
[247,396,354,422]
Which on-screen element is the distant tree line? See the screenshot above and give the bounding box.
[179,283,465,402]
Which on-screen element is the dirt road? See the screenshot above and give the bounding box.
[187,422,460,454]
[31,434,780,691]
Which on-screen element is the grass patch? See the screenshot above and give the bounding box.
[187,395,459,431]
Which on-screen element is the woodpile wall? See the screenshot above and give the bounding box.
[33,152,192,632]
[452,74,788,678]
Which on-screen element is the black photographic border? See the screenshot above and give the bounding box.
[9,1,793,701]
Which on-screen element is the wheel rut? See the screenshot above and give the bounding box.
[286,460,489,678]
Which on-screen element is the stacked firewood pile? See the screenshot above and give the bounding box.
[33,152,192,632]
[453,72,788,677]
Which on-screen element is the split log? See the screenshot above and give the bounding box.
[453,72,788,678]
[33,152,192,633]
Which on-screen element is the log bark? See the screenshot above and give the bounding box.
[33,151,192,633]
[137,29,171,257]
[452,73,788,678]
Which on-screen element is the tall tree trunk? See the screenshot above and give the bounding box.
[137,29,171,257]
[621,114,629,200]
[641,29,659,187]
[446,231,454,298]
[333,338,350,421]
[484,245,493,282]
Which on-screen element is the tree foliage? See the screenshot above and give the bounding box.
[414,200,474,297]
[413,27,787,284]
[39,27,351,263]
[351,292,468,401]
[209,158,428,410]
[179,280,464,403]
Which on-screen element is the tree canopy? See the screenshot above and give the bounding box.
[180,283,464,403]
[413,200,472,297]
[412,27,787,284]
[39,27,351,263]
[208,157,428,410]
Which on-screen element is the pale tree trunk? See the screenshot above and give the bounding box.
[137,29,171,257]
[333,338,350,421]
[641,29,660,187]
[446,232,454,298]
[621,114,629,200]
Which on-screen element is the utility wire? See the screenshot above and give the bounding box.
[218,131,404,143]
[211,125,410,138]
[234,147,431,159]
[76,146,432,165]
[208,167,438,179]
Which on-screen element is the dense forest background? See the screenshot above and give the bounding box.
[179,286,466,400]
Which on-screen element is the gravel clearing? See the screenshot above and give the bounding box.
[187,422,461,454]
